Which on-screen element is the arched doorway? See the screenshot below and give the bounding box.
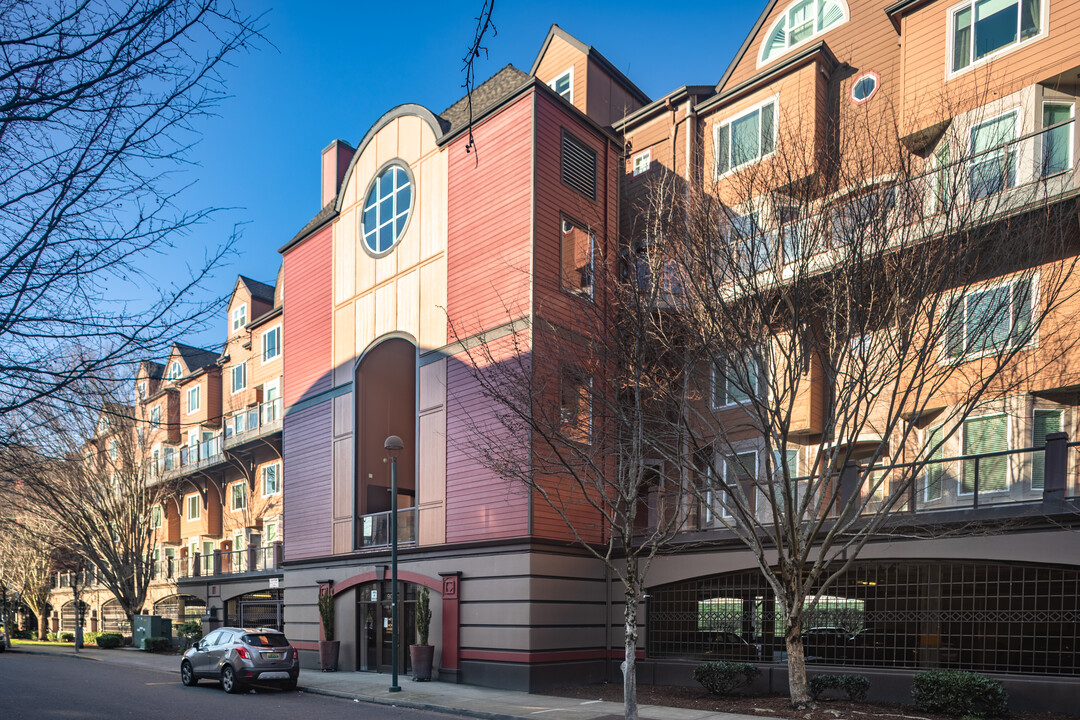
[355,580,417,673]
[153,595,206,625]
[100,599,128,633]
[60,601,77,632]
[355,337,417,548]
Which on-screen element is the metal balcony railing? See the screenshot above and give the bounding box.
[224,397,283,445]
[357,506,418,549]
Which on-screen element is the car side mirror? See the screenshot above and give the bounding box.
[193,640,201,650]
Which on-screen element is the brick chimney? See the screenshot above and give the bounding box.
[321,139,355,208]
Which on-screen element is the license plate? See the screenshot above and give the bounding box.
[265,652,280,659]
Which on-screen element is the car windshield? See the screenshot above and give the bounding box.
[242,633,288,647]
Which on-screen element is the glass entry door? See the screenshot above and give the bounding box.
[356,581,415,673]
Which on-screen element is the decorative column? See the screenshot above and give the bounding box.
[439,571,462,683]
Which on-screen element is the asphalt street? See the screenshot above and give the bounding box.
[0,651,465,720]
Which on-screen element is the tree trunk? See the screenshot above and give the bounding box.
[785,615,812,708]
[34,609,48,640]
[622,587,639,720]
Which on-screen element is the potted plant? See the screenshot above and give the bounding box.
[410,586,435,681]
[317,586,339,671]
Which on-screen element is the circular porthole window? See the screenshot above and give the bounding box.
[361,162,413,256]
[851,72,879,104]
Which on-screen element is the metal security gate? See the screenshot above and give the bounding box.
[60,601,77,632]
[153,595,206,625]
[101,599,129,633]
[227,589,283,630]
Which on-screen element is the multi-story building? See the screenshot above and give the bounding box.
[277,7,1080,710]
[47,274,286,635]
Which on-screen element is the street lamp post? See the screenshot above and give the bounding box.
[384,435,404,693]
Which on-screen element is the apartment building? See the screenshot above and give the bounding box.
[47,275,286,635]
[274,3,1074,711]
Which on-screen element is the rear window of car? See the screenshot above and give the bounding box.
[242,633,288,647]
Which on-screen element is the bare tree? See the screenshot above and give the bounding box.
[0,0,261,442]
[0,510,59,640]
[8,382,180,625]
[638,93,1080,706]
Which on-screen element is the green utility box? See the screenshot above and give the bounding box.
[133,614,173,650]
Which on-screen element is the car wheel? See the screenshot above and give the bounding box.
[221,665,244,694]
[180,660,198,686]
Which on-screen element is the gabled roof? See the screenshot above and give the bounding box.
[139,360,164,381]
[171,343,218,373]
[237,275,276,305]
[529,24,651,106]
[439,65,532,136]
[715,0,781,93]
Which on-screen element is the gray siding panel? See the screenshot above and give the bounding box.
[283,400,334,560]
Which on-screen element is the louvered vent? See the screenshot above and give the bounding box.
[562,131,597,201]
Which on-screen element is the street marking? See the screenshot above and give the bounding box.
[579,700,602,704]
[530,710,562,715]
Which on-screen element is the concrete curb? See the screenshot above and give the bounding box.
[299,685,526,720]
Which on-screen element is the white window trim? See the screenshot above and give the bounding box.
[150,505,163,529]
[263,519,280,544]
[186,385,201,414]
[231,303,247,332]
[967,107,1021,200]
[548,66,574,102]
[757,0,850,66]
[959,411,1011,495]
[150,406,161,427]
[705,450,758,524]
[713,96,779,179]
[941,271,1039,363]
[711,355,762,409]
[167,361,182,380]
[925,424,947,503]
[1040,100,1074,177]
[946,0,1048,80]
[230,362,247,394]
[185,493,201,521]
[633,149,651,176]
[1032,407,1064,490]
[230,481,247,512]
[261,461,282,497]
[262,324,282,363]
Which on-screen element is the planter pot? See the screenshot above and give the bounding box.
[319,640,340,672]
[410,644,435,681]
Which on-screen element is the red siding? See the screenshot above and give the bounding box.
[444,341,530,543]
[282,224,333,407]
[282,400,334,561]
[447,92,534,336]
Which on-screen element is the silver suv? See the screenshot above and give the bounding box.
[181,627,299,693]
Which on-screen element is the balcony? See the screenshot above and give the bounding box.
[162,542,284,581]
[357,506,417,549]
[223,397,283,448]
[152,434,224,481]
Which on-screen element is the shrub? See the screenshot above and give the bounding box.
[809,674,870,701]
[177,620,202,648]
[143,636,171,652]
[59,632,74,643]
[46,631,58,642]
[911,670,1008,717]
[693,661,760,696]
[96,633,122,649]
[83,631,99,645]
[11,629,33,640]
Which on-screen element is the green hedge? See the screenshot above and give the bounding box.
[809,674,870,701]
[693,661,760,696]
[143,636,171,652]
[59,632,74,643]
[96,633,123,649]
[911,670,1008,717]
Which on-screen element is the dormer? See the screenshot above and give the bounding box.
[135,360,165,404]
[530,24,650,127]
[226,276,276,339]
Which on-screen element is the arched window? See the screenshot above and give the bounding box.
[759,0,849,65]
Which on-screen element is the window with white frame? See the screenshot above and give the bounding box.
[1032,408,1062,489]
[262,462,281,496]
[108,439,118,460]
[766,448,800,517]
[715,99,776,177]
[829,186,895,245]
[186,385,200,414]
[633,149,651,176]
[263,520,279,544]
[262,325,282,362]
[231,362,246,394]
[549,68,573,101]
[932,141,953,212]
[704,451,758,524]
[1041,102,1074,178]
[944,276,1033,359]
[233,531,245,551]
[969,109,1018,199]
[150,505,163,529]
[962,413,1009,493]
[560,368,592,444]
[137,382,147,400]
[951,0,1041,74]
[186,494,201,521]
[230,481,247,511]
[560,217,594,299]
[231,303,247,332]
[149,406,161,428]
[712,354,762,407]
[167,361,182,380]
[362,163,413,255]
[925,425,945,501]
[759,0,849,64]
[725,210,774,274]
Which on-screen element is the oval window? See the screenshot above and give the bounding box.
[361,163,413,256]
[851,73,879,104]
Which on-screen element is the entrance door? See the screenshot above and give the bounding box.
[355,581,416,673]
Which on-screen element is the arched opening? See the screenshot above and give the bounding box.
[355,337,417,548]
[100,599,128,634]
[225,589,283,630]
[154,594,206,626]
[60,601,77,632]
[354,580,418,673]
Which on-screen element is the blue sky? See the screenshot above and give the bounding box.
[165,1,764,349]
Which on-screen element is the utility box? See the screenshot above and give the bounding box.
[133,615,173,650]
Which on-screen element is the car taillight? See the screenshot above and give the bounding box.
[292,648,299,661]
[236,647,250,660]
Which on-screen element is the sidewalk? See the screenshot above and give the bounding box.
[10,642,762,720]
